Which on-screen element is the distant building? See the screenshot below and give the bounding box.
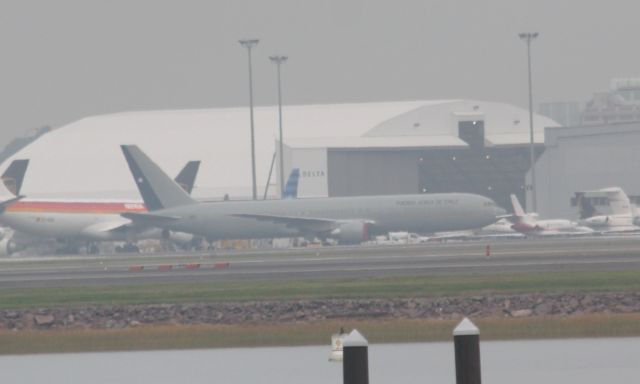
[581,78,640,125]
[539,102,581,127]
[533,121,640,219]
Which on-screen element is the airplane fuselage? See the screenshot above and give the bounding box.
[151,193,501,241]
[0,199,156,241]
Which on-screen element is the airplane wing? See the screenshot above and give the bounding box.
[497,213,517,223]
[81,216,177,240]
[81,220,132,236]
[596,226,640,234]
[121,212,182,224]
[232,213,344,233]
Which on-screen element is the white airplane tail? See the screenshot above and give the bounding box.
[510,194,526,217]
[602,187,632,216]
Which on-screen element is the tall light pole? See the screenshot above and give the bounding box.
[239,39,260,200]
[519,32,538,212]
[269,55,288,197]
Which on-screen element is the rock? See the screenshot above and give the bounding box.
[5,311,19,320]
[615,305,634,313]
[129,320,141,327]
[534,302,552,315]
[511,309,533,317]
[34,314,55,327]
[568,298,579,309]
[580,295,593,307]
[4,311,20,320]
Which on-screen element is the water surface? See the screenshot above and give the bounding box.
[0,337,637,383]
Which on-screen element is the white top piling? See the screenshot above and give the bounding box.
[453,317,480,336]
[343,329,369,347]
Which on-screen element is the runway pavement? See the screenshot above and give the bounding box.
[1,236,640,289]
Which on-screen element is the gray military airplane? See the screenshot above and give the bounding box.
[120,145,505,244]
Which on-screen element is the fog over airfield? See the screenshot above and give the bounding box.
[0,0,639,148]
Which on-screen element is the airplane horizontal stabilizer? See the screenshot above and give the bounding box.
[0,195,24,213]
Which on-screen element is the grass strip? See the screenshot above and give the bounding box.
[0,314,639,355]
[2,269,640,309]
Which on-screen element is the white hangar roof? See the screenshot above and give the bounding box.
[0,100,559,200]
[285,99,560,149]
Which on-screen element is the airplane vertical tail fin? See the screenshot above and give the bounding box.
[604,188,632,216]
[510,194,526,217]
[1,159,29,196]
[174,161,201,195]
[120,145,197,211]
[282,168,300,199]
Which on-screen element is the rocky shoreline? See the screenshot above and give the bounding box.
[2,292,639,331]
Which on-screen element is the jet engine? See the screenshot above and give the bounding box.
[330,221,371,244]
[0,229,16,257]
[161,229,195,245]
[0,238,14,257]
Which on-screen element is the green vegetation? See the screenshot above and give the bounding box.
[1,314,639,355]
[2,269,640,309]
[1,269,639,354]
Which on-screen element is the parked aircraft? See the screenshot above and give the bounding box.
[577,187,640,232]
[507,194,593,236]
[0,160,201,254]
[120,145,504,244]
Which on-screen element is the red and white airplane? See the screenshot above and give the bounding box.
[0,159,200,255]
[507,194,593,236]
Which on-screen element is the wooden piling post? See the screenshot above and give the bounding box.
[342,329,369,384]
[454,317,481,384]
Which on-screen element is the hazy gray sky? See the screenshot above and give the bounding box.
[1,0,639,148]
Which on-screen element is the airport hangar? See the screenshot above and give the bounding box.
[1,100,560,216]
[533,121,640,220]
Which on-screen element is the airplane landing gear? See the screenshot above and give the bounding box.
[88,243,100,255]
